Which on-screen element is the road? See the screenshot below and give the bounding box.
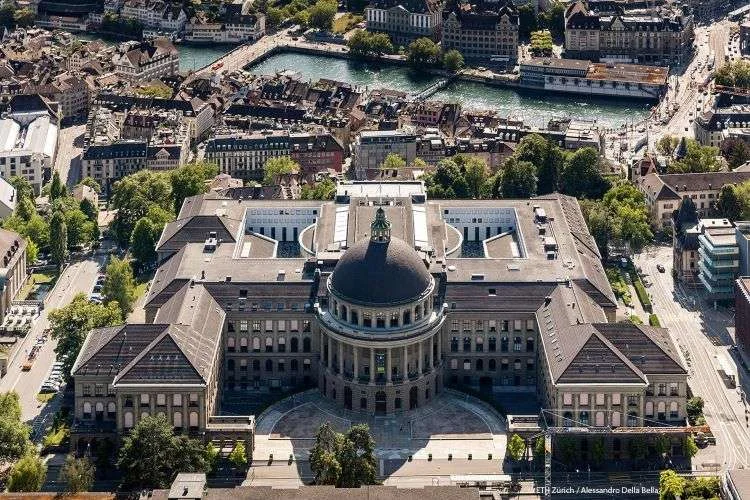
[634,247,750,472]
[53,124,85,189]
[0,256,105,432]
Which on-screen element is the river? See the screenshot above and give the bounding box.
[82,35,651,129]
[247,52,651,128]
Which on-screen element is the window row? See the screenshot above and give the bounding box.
[450,336,534,353]
[562,392,640,407]
[449,358,534,371]
[450,319,535,333]
[331,298,432,329]
[227,358,313,372]
[123,410,199,429]
[227,319,312,333]
[123,393,199,408]
[227,335,312,353]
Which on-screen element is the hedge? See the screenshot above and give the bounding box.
[648,314,661,327]
[632,277,652,312]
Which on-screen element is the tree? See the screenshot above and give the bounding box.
[110,170,173,246]
[117,415,209,489]
[514,133,563,195]
[538,1,565,39]
[0,392,31,463]
[654,433,671,457]
[424,158,469,199]
[443,49,464,72]
[370,32,394,55]
[380,153,406,171]
[229,441,248,470]
[338,424,377,488]
[686,397,704,424]
[16,197,36,222]
[682,435,698,459]
[507,433,525,461]
[49,294,122,377]
[130,217,158,268]
[65,209,96,249]
[310,423,342,485]
[627,436,647,463]
[560,147,609,199]
[518,3,538,38]
[500,158,537,198]
[668,140,721,173]
[300,178,337,200]
[78,176,102,194]
[406,37,439,67]
[170,161,218,215]
[263,156,300,186]
[13,8,35,27]
[656,135,679,157]
[659,469,686,500]
[266,7,283,27]
[714,59,750,88]
[50,171,65,201]
[600,181,653,253]
[60,455,95,494]
[49,210,68,266]
[10,176,33,203]
[308,0,337,30]
[103,256,136,318]
[25,239,38,265]
[205,443,219,474]
[591,436,606,467]
[684,477,720,499]
[721,138,750,169]
[7,453,46,492]
[533,436,545,463]
[462,156,488,199]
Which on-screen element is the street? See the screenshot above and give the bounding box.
[0,256,106,434]
[634,247,750,472]
[53,124,85,189]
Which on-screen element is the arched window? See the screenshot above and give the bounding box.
[657,401,666,420]
[500,336,509,352]
[265,359,273,371]
[463,359,471,370]
[291,359,299,371]
[463,337,471,352]
[107,402,116,418]
[563,411,573,426]
[514,359,521,370]
[669,402,678,419]
[228,359,235,371]
[415,304,422,321]
[83,402,92,418]
[95,402,104,415]
[579,411,589,426]
[489,359,496,371]
[513,337,522,352]
[645,401,653,417]
[253,360,260,371]
[124,411,133,428]
[290,337,299,352]
[252,337,260,352]
[265,337,273,352]
[240,337,248,352]
[303,337,311,352]
[341,304,347,321]
[189,411,198,429]
[476,359,483,371]
[278,336,286,352]
[227,337,236,352]
[141,411,149,419]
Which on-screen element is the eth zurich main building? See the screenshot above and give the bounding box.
[70,182,688,453]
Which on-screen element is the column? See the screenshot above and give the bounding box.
[403,345,408,378]
[338,341,343,374]
[354,347,359,380]
[386,348,392,383]
[429,336,434,369]
[370,348,375,383]
[418,342,423,374]
[327,336,332,370]
[438,331,442,362]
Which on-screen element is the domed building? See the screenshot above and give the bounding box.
[317,208,445,414]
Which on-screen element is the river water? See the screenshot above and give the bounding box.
[92,39,651,129]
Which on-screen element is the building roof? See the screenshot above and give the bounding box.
[330,235,432,306]
[639,171,750,202]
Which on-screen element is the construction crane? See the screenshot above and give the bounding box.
[530,409,705,499]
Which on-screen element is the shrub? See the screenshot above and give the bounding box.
[649,314,661,327]
[633,277,652,312]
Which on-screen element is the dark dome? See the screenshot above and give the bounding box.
[330,237,431,306]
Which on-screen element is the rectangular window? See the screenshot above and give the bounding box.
[265,320,274,332]
[240,320,248,332]
[563,393,572,405]
[579,393,589,406]
[189,393,199,407]
[612,393,621,405]
[157,394,166,406]
[596,393,605,406]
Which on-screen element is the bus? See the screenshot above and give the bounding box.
[717,354,737,388]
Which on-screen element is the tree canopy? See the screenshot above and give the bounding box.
[110,170,173,246]
[347,30,394,57]
[308,0,337,30]
[0,392,31,463]
[721,138,750,169]
[117,414,210,489]
[406,37,439,67]
[559,147,610,199]
[60,455,95,494]
[659,469,685,500]
[668,139,722,173]
[263,156,300,186]
[443,49,464,72]
[170,161,217,215]
[49,210,68,266]
[499,157,537,198]
[7,453,46,492]
[49,294,122,377]
[102,256,137,318]
[309,423,377,487]
[715,59,750,88]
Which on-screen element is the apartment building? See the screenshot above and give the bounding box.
[694,105,750,148]
[564,1,694,66]
[698,218,739,303]
[185,14,265,43]
[442,2,519,69]
[113,38,180,83]
[352,130,417,179]
[365,0,443,46]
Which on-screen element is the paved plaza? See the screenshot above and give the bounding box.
[246,389,510,487]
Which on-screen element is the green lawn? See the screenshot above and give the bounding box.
[18,271,60,300]
[42,424,69,448]
[333,13,363,34]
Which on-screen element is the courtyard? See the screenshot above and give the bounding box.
[246,389,510,487]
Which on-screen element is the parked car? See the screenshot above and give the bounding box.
[657,264,665,273]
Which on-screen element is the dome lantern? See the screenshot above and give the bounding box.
[370,207,391,243]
